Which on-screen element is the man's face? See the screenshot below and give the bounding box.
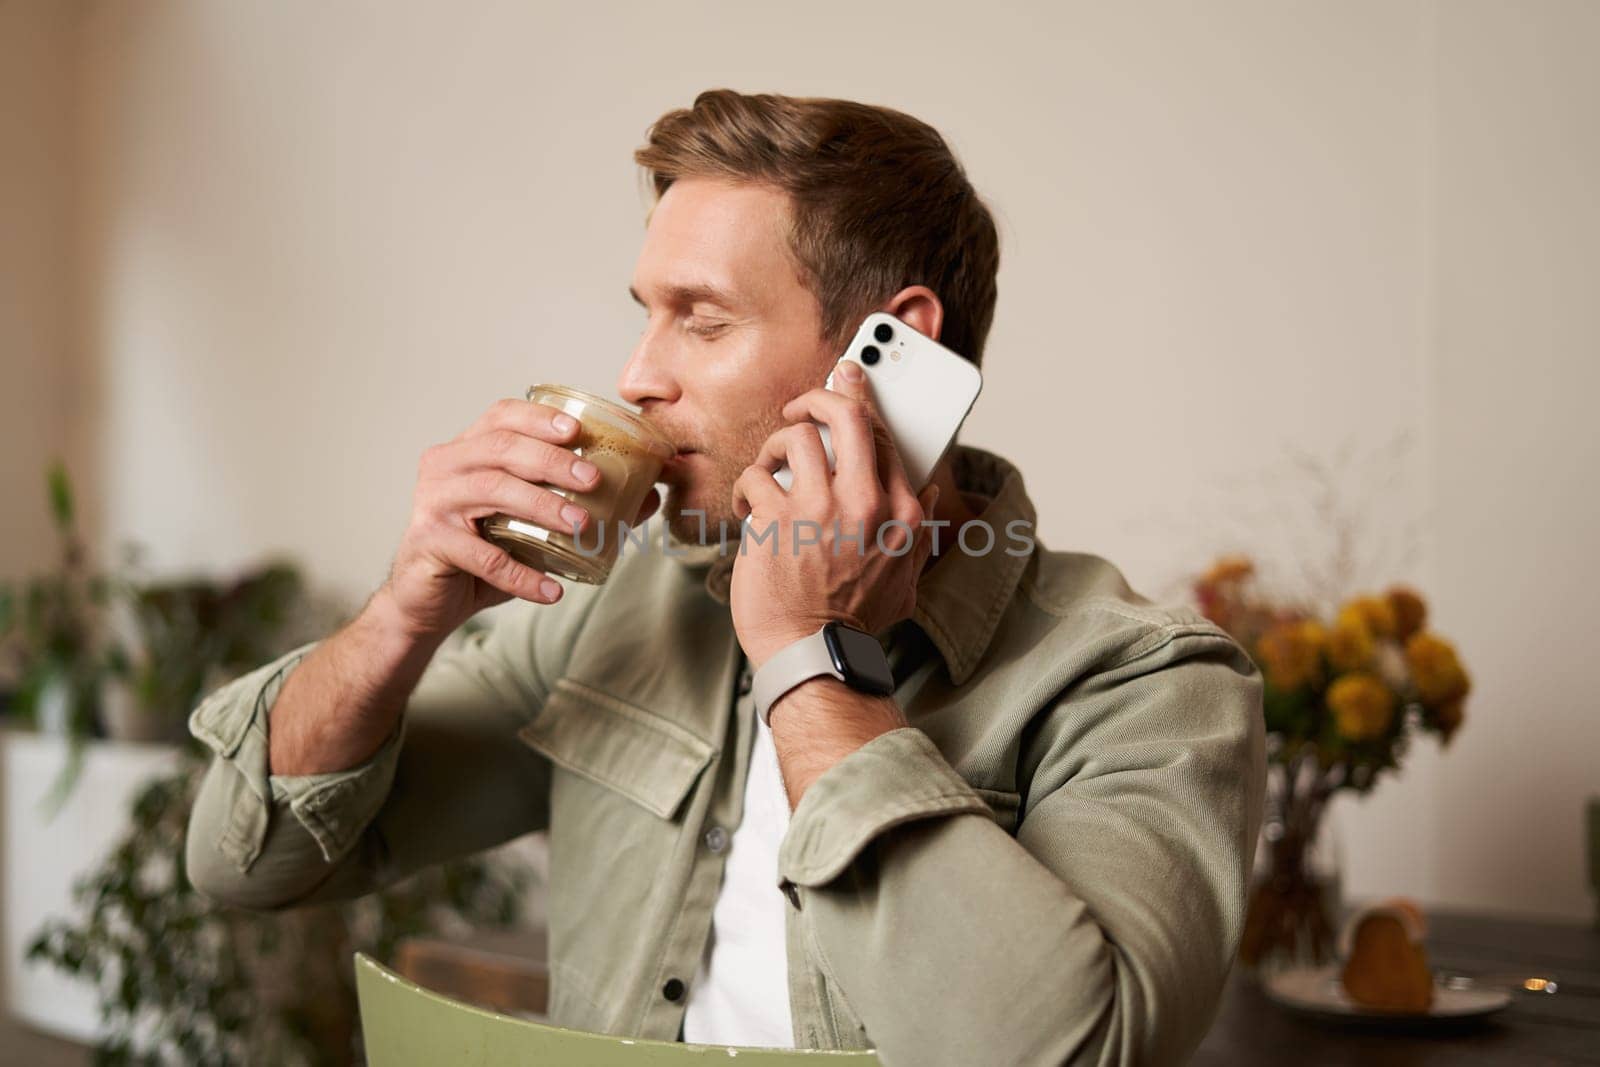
[619,178,837,543]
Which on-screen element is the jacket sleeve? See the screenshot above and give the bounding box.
[775,624,1266,1067]
[184,595,591,911]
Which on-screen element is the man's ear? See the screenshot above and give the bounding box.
[883,286,944,341]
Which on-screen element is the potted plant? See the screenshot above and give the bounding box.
[29,757,531,1065]
[100,560,308,743]
[0,460,127,806]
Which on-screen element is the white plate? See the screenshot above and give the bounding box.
[1263,965,1512,1024]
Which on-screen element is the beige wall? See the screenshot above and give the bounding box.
[0,0,82,579]
[1360,0,1600,918]
[5,1,1596,918]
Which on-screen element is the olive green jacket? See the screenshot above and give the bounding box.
[184,446,1265,1066]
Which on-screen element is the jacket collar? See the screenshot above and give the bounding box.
[669,445,1037,686]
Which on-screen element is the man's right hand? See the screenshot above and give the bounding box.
[265,397,662,780]
[383,397,659,640]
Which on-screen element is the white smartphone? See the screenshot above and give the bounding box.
[773,311,983,493]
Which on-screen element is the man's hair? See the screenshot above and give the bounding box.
[635,90,1001,366]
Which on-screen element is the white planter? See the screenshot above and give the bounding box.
[1,730,182,1042]
[34,676,74,737]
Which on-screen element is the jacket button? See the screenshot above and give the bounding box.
[781,881,802,911]
[662,977,686,1002]
[703,825,729,853]
[737,668,754,697]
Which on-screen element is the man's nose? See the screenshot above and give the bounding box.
[617,328,679,408]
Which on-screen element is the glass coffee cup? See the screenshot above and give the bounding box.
[476,385,673,584]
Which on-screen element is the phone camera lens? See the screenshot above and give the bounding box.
[861,346,881,365]
[873,323,894,343]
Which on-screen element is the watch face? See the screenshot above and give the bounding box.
[822,623,896,696]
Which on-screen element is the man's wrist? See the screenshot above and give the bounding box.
[745,618,839,673]
[767,675,903,729]
[366,584,450,656]
[751,617,897,727]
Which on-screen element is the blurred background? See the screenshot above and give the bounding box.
[2,0,1596,1063]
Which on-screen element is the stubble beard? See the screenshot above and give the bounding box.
[660,413,784,546]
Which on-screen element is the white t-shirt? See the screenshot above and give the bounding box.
[680,691,796,1048]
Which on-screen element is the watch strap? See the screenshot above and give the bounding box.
[752,626,840,727]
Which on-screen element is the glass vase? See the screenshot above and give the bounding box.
[1238,754,1343,973]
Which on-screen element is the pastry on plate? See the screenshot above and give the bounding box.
[1338,897,1435,1012]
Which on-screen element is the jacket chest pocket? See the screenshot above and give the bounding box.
[517,676,715,821]
[518,677,717,1034]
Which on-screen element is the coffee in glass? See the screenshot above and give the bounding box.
[477,385,672,584]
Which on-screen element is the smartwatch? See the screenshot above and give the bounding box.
[752,621,896,727]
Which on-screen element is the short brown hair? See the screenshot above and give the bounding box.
[635,90,1001,365]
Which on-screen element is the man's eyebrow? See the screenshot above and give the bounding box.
[628,283,739,310]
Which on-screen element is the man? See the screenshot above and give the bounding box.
[186,90,1265,1066]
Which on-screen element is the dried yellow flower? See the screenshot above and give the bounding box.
[1300,620,1328,654]
[1203,555,1256,585]
[1328,673,1397,742]
[1256,619,1325,691]
[1327,614,1375,673]
[1340,596,1398,639]
[1386,586,1428,642]
[1406,632,1471,706]
[1433,697,1466,745]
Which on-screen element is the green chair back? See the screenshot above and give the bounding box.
[354,953,881,1065]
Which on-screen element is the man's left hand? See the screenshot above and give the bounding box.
[729,360,939,669]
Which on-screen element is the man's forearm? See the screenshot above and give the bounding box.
[767,677,906,810]
[267,584,448,777]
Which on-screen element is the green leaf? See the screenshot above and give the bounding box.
[47,459,75,529]
[1262,685,1313,737]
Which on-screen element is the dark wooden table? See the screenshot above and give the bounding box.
[1195,910,1600,1065]
[397,910,1600,1063]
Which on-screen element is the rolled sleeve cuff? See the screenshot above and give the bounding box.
[777,726,989,891]
[188,641,404,871]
